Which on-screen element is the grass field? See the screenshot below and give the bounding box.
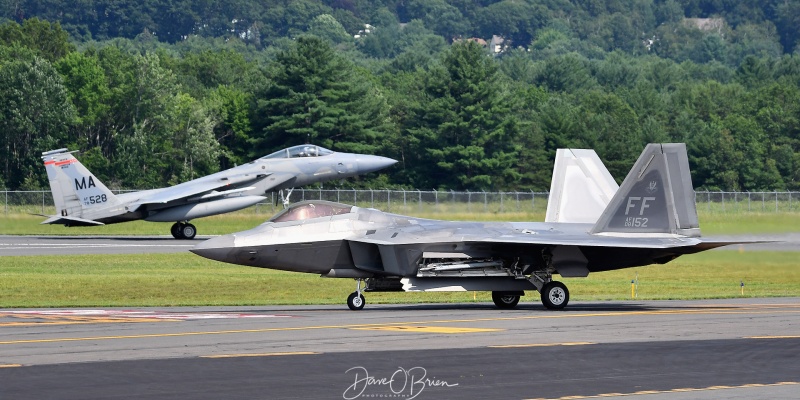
[1,251,798,307]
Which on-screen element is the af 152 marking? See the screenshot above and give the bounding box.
[624,196,655,228]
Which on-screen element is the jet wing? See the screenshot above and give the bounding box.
[127,172,296,211]
[348,228,704,249]
[349,229,775,253]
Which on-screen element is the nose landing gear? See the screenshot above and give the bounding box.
[347,279,366,310]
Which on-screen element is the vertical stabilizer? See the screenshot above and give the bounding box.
[545,149,619,223]
[41,149,119,218]
[590,143,700,237]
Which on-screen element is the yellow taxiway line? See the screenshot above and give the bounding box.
[745,335,800,339]
[488,342,595,348]
[201,351,319,359]
[1,305,798,346]
[351,326,502,333]
[525,381,800,399]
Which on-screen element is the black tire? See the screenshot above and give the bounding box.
[541,281,569,310]
[181,223,197,240]
[347,292,365,311]
[491,292,520,309]
[170,223,183,239]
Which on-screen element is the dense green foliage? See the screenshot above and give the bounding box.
[1,1,799,191]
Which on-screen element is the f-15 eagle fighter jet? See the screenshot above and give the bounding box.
[40,145,396,239]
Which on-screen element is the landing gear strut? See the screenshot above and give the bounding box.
[529,270,570,310]
[279,188,295,209]
[170,222,197,240]
[347,279,366,310]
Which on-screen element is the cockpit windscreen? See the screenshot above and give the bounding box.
[261,145,334,160]
[270,201,353,223]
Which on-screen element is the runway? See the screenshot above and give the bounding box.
[2,299,799,399]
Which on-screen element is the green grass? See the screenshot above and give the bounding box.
[1,251,798,307]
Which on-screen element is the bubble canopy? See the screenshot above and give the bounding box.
[261,145,334,159]
[269,201,354,223]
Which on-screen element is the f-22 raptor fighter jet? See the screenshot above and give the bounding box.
[192,143,749,310]
[40,145,396,239]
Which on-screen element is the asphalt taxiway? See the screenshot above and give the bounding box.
[2,299,799,399]
[2,234,800,398]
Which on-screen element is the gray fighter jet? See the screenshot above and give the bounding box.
[40,145,396,239]
[192,143,748,310]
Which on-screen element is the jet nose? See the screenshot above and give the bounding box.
[190,234,236,263]
[357,155,397,174]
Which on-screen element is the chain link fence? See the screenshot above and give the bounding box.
[3,189,799,216]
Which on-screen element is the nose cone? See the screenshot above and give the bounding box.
[357,155,397,174]
[190,234,236,263]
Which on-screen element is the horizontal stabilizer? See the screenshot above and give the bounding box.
[38,214,105,226]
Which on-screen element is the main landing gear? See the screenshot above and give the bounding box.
[170,222,197,239]
[344,277,571,311]
[347,279,366,310]
[529,271,570,310]
[540,281,569,310]
[491,292,521,309]
[488,275,570,310]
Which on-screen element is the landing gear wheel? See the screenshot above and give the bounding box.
[180,223,197,240]
[347,292,365,311]
[541,281,569,310]
[170,222,183,239]
[492,292,520,309]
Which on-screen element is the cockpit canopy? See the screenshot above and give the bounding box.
[261,145,334,160]
[269,201,354,223]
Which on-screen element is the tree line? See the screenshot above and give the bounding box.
[1,1,799,192]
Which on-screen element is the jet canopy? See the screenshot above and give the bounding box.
[269,201,354,223]
[261,145,334,159]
